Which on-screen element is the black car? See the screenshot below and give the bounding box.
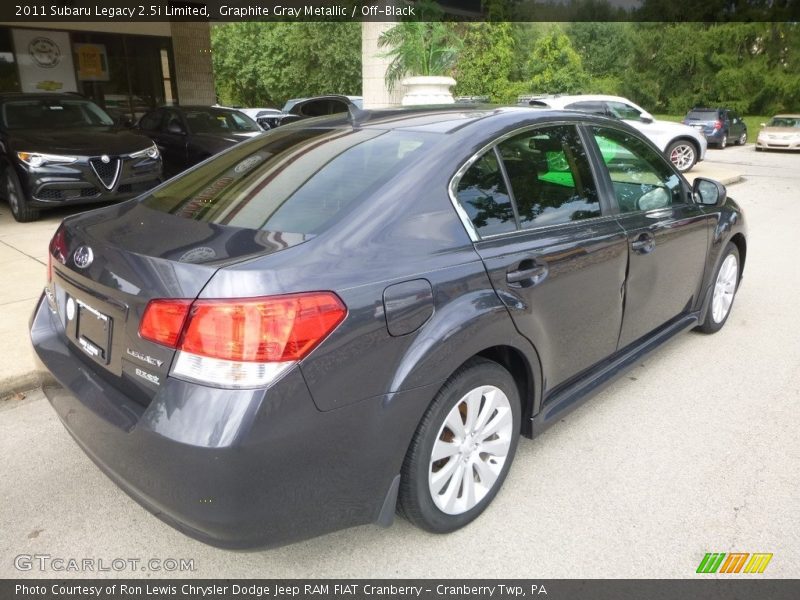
[0,93,162,222]
[683,107,748,148]
[135,105,263,177]
[31,107,746,548]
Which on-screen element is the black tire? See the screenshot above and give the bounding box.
[755,146,763,152]
[666,140,698,172]
[398,357,521,533]
[697,242,740,334]
[718,134,727,149]
[2,165,40,222]
[737,132,747,146]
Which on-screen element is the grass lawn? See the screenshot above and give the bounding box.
[655,114,770,140]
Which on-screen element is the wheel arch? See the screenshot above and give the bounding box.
[475,345,536,438]
[729,232,747,277]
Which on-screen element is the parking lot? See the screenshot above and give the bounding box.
[0,144,798,578]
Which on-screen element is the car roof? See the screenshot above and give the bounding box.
[772,114,800,118]
[295,105,629,137]
[523,94,631,106]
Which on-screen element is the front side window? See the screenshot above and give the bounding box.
[565,101,607,117]
[497,125,600,229]
[592,126,683,213]
[183,108,260,134]
[605,101,642,121]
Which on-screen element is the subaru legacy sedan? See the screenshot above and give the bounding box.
[31,107,746,548]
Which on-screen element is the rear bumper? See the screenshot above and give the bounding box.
[30,294,431,548]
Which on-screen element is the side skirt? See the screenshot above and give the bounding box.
[531,312,699,436]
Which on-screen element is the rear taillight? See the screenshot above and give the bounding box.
[139,292,346,388]
[140,299,192,347]
[714,120,723,130]
[48,226,67,282]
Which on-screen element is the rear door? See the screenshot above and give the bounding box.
[588,124,710,348]
[452,123,629,391]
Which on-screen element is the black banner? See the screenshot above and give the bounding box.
[3,580,800,600]
[1,0,799,23]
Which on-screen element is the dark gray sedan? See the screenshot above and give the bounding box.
[31,107,746,548]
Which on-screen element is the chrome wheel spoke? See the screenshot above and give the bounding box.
[429,383,514,515]
[431,439,460,462]
[430,456,460,495]
[711,254,738,323]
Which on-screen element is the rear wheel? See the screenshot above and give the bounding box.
[718,134,727,149]
[667,140,697,172]
[398,357,521,533]
[697,243,740,334]
[2,166,39,222]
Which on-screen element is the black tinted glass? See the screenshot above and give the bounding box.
[183,108,260,133]
[456,150,516,237]
[592,126,683,213]
[142,127,440,235]
[497,125,600,229]
[687,110,719,120]
[2,98,114,129]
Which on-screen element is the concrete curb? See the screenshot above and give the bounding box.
[0,371,53,398]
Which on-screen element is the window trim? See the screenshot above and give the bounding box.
[448,121,606,242]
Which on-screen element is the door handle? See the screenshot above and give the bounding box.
[631,232,656,254]
[506,261,548,287]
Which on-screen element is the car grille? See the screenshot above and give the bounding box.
[117,180,159,195]
[89,157,121,189]
[35,187,101,201]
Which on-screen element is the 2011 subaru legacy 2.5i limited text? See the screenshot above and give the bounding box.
[30,107,747,548]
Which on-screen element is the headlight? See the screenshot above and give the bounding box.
[129,143,159,160]
[17,152,78,167]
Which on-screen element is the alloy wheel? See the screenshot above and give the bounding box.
[428,384,514,515]
[5,173,19,214]
[712,254,738,323]
[669,144,696,171]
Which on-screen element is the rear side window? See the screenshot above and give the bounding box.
[564,101,607,116]
[454,124,600,237]
[142,127,440,235]
[455,150,516,237]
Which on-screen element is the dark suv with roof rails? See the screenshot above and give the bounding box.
[0,93,162,222]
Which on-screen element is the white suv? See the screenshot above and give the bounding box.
[519,94,707,172]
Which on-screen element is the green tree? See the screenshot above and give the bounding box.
[526,27,588,95]
[211,22,361,107]
[454,23,521,103]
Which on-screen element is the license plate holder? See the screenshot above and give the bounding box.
[76,300,112,363]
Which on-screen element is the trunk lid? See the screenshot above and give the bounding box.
[50,199,309,404]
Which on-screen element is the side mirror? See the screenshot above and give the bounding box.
[693,177,727,207]
[166,121,185,135]
[116,114,133,128]
[640,111,654,124]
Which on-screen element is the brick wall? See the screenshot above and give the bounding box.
[170,22,215,105]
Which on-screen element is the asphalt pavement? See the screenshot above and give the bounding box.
[1,144,798,578]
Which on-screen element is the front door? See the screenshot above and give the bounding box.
[589,125,710,348]
[453,123,629,392]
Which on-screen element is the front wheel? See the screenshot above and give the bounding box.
[667,140,697,172]
[2,166,39,222]
[737,132,747,145]
[398,358,521,533]
[697,243,740,334]
[718,135,727,149]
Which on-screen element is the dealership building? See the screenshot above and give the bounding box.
[0,21,215,118]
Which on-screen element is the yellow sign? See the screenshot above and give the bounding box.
[75,43,109,81]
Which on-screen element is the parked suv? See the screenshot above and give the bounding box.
[683,107,747,149]
[0,93,162,222]
[520,94,707,172]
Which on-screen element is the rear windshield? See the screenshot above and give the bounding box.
[142,126,441,235]
[1,98,114,129]
[686,110,719,120]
